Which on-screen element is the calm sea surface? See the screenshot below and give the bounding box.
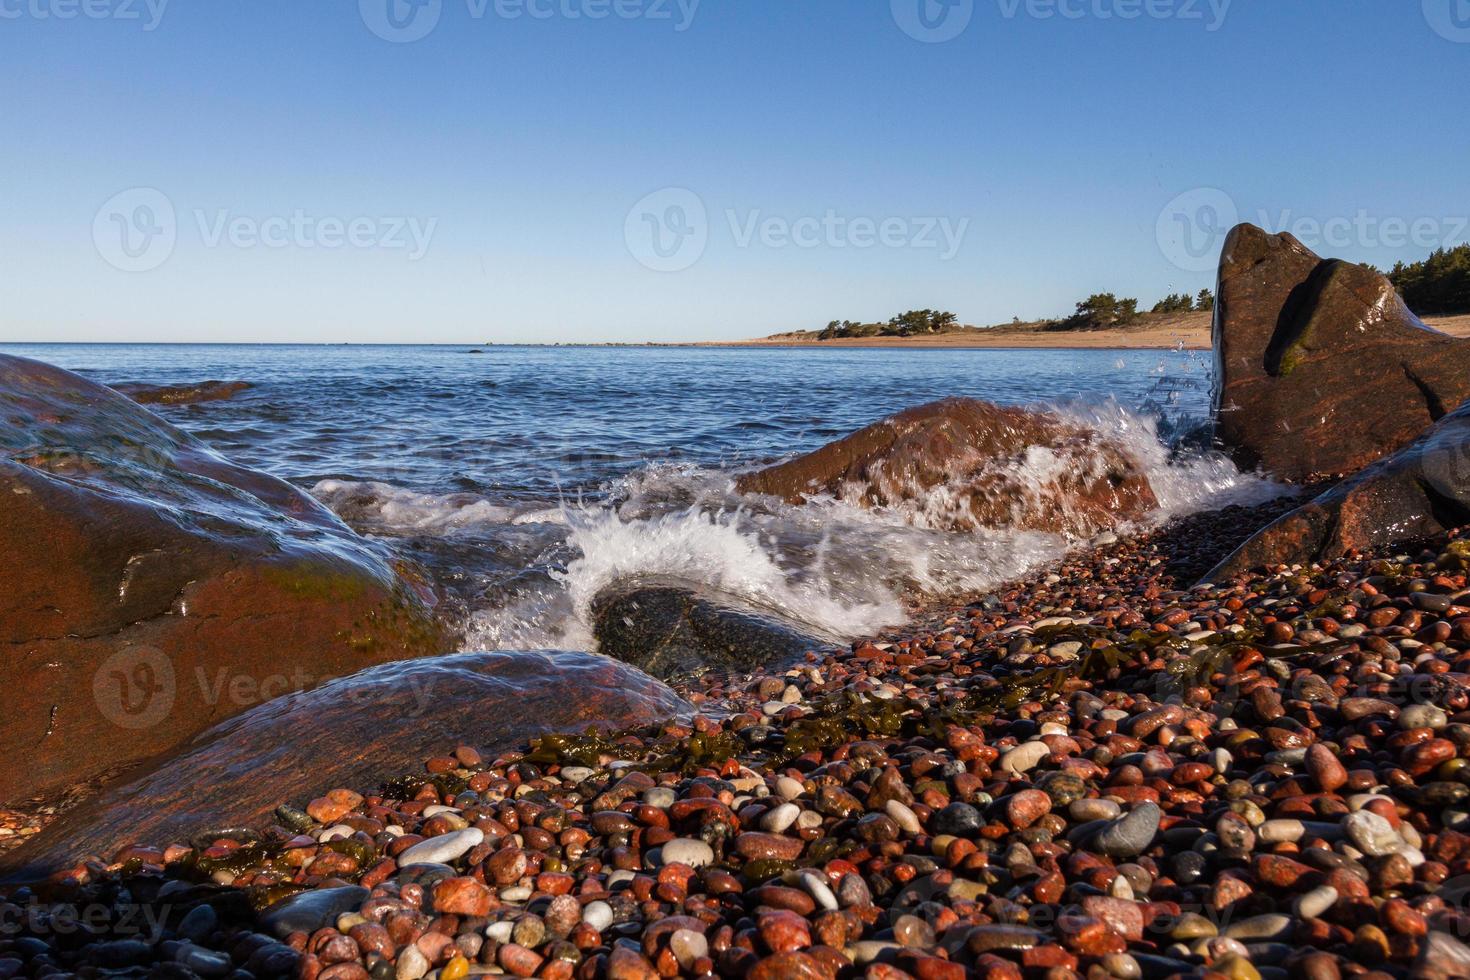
[0,343,1260,650]
[1,344,1213,496]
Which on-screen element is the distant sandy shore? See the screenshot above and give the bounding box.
[710,311,1470,350]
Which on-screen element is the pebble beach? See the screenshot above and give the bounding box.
[8,490,1470,980]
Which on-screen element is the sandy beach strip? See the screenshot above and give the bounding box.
[710,311,1470,350]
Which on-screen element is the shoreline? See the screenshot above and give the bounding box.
[711,311,1470,351]
[6,314,1468,352]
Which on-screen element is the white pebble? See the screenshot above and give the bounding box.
[660,838,715,868]
[885,800,921,835]
[1294,885,1338,919]
[760,803,801,834]
[396,828,484,867]
[1343,810,1404,857]
[582,900,613,933]
[1000,741,1049,774]
[776,776,805,800]
[797,870,838,911]
[396,945,429,980]
[643,787,676,808]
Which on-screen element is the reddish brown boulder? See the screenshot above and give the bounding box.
[112,380,252,405]
[1213,224,1470,481]
[0,650,689,880]
[1208,398,1470,581]
[735,398,1156,536]
[0,354,446,803]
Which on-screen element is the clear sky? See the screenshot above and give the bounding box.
[2,0,1466,344]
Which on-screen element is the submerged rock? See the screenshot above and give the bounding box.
[1208,398,1470,580]
[0,650,688,879]
[0,354,446,803]
[112,380,253,405]
[735,397,1157,536]
[592,577,837,682]
[1212,223,1470,481]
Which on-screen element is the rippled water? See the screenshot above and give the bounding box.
[1,343,1273,650]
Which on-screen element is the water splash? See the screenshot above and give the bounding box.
[311,401,1279,655]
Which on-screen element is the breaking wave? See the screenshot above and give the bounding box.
[309,400,1280,655]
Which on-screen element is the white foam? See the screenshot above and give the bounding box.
[312,479,516,533]
[315,402,1283,656]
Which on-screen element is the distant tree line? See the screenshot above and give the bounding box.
[1389,244,1470,316]
[1044,288,1213,332]
[1151,289,1214,314]
[810,290,1219,340]
[818,309,960,340]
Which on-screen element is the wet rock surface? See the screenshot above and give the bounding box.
[1210,400,1470,581]
[1,651,690,881]
[112,380,253,405]
[0,354,447,803]
[1212,223,1470,481]
[735,397,1158,536]
[592,577,840,683]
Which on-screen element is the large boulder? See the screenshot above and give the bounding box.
[592,577,837,682]
[0,355,446,804]
[1207,400,1470,581]
[734,397,1157,537]
[0,651,689,880]
[1212,224,1470,481]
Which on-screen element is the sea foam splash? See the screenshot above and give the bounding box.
[310,400,1280,654]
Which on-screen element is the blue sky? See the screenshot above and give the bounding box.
[1,0,1466,343]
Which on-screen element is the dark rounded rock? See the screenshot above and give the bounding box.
[930,802,982,837]
[259,886,369,939]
